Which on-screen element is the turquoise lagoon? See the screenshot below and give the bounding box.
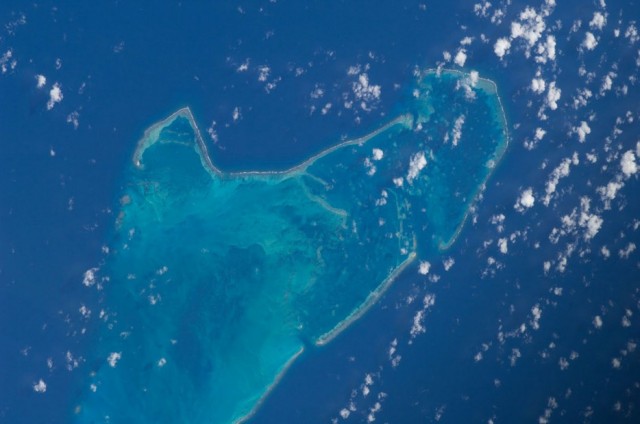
[76,70,508,423]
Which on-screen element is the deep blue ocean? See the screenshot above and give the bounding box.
[1,0,639,423]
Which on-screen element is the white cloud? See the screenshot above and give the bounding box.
[593,315,603,329]
[372,148,384,161]
[578,197,603,240]
[510,348,522,367]
[474,1,492,17]
[498,238,508,254]
[573,121,591,142]
[545,35,557,61]
[79,305,91,318]
[589,12,606,30]
[584,215,603,240]
[494,38,512,58]
[559,357,569,370]
[236,58,250,72]
[573,87,593,109]
[515,188,535,212]
[410,294,436,340]
[352,73,382,108]
[625,24,639,43]
[531,77,546,94]
[388,338,401,368]
[410,310,426,338]
[67,111,79,129]
[454,49,467,67]
[469,70,479,86]
[535,35,557,63]
[460,36,474,46]
[509,6,548,55]
[232,107,241,122]
[258,66,270,82]
[600,72,615,95]
[619,243,636,259]
[364,158,376,176]
[451,115,465,146]
[207,120,219,143]
[33,379,47,393]
[107,352,122,367]
[546,82,561,110]
[46,83,63,110]
[612,358,621,369]
[347,65,361,76]
[1,49,16,74]
[582,32,598,50]
[621,150,637,177]
[35,74,46,89]
[597,181,623,209]
[82,268,98,287]
[418,261,431,275]
[310,85,324,99]
[443,258,455,271]
[549,194,604,247]
[375,190,388,206]
[531,304,542,330]
[406,151,427,183]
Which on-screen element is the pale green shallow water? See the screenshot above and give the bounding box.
[76,70,508,424]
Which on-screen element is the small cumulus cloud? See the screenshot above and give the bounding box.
[82,268,99,287]
[352,72,382,111]
[406,151,427,183]
[531,77,546,94]
[454,49,468,67]
[107,352,122,367]
[33,379,47,393]
[494,38,512,58]
[546,82,561,110]
[35,74,46,88]
[621,150,637,177]
[593,315,603,329]
[572,121,591,143]
[372,148,384,161]
[46,83,63,110]
[418,261,431,275]
[543,155,577,206]
[498,238,508,254]
[589,12,607,30]
[515,188,535,212]
[582,32,598,50]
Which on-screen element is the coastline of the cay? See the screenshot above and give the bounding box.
[133,68,508,187]
[315,249,418,346]
[312,70,510,342]
[133,106,413,178]
[232,347,305,424]
[129,68,510,424]
[435,71,510,251]
[131,67,510,347]
[232,252,414,424]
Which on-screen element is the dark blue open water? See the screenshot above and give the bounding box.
[2,0,639,423]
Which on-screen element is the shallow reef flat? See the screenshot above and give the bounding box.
[75,69,508,424]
